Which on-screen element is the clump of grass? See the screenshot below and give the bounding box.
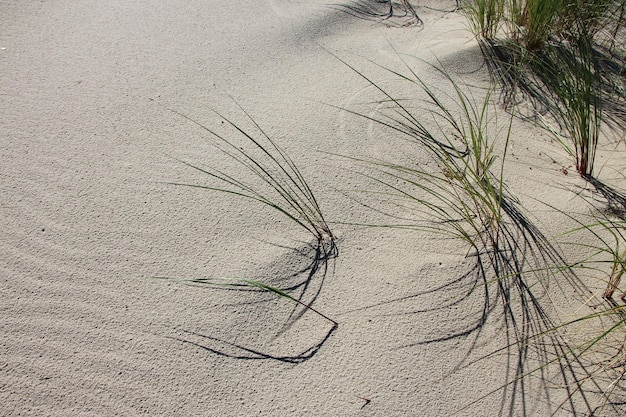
[509,0,564,50]
[462,0,626,177]
[464,0,626,51]
[460,0,626,404]
[337,55,604,413]
[461,0,505,40]
[158,98,335,249]
[334,54,511,250]
[529,33,602,177]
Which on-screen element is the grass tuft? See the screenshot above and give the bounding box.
[334,53,620,413]
[155,98,335,247]
[462,0,626,177]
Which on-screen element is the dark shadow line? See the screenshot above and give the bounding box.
[172,240,338,363]
[584,175,626,219]
[331,0,423,27]
[392,189,605,415]
[279,240,338,334]
[170,325,337,364]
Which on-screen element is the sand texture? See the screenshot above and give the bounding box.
[2,1,626,416]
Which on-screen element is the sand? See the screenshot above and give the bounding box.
[2,1,625,416]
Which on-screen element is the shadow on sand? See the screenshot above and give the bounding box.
[584,175,626,220]
[173,240,338,364]
[332,0,423,27]
[341,191,623,415]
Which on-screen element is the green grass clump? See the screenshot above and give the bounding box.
[529,34,602,177]
[510,0,565,50]
[161,99,335,248]
[155,99,338,359]
[462,0,626,177]
[337,55,609,413]
[463,0,626,50]
[335,55,510,251]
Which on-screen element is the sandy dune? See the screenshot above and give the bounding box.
[2,1,625,415]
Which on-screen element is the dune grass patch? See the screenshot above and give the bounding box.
[459,0,626,409]
[332,53,619,413]
[462,0,626,177]
[155,3,626,410]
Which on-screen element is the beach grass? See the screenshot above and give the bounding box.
[159,4,626,411]
[333,53,615,413]
[530,33,602,177]
[462,0,505,40]
[461,1,626,408]
[462,0,626,177]
[156,98,339,357]
[159,99,335,248]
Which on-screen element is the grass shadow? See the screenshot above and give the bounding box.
[332,51,620,414]
[342,191,617,414]
[171,239,338,363]
[172,324,336,364]
[449,195,603,416]
[584,175,626,219]
[332,0,423,27]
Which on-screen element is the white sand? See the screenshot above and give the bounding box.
[2,1,625,415]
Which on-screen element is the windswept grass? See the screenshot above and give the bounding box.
[154,98,338,361]
[332,54,511,251]
[156,98,335,248]
[334,55,610,413]
[460,0,626,408]
[509,0,564,50]
[150,7,626,409]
